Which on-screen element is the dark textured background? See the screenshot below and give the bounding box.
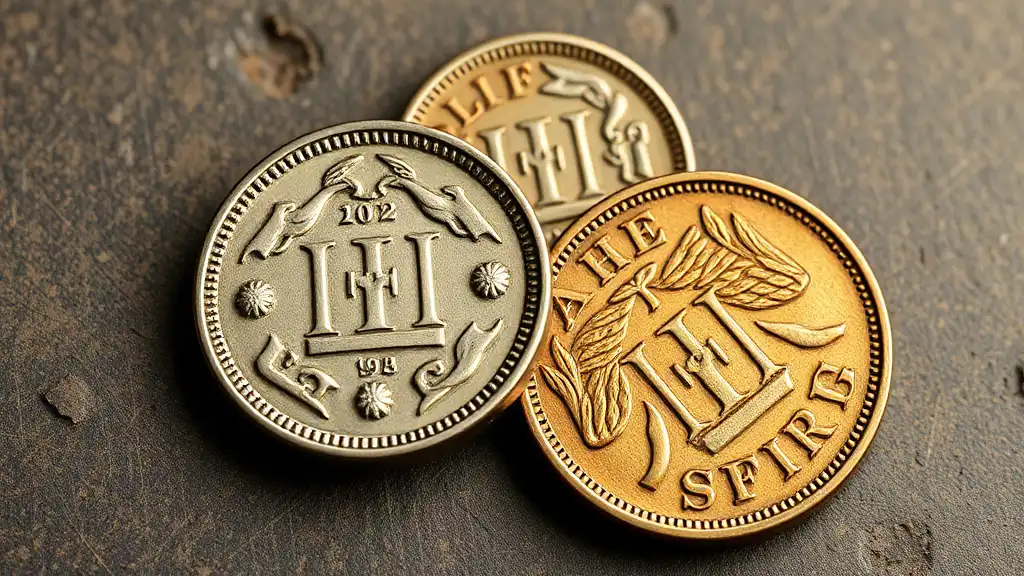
[1,1,1022,574]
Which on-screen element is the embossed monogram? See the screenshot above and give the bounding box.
[539,206,811,450]
[538,205,865,505]
[239,154,510,420]
[199,123,548,460]
[474,63,656,231]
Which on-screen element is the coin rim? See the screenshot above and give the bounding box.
[194,120,551,459]
[402,31,696,172]
[521,171,892,539]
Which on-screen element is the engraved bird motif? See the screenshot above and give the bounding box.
[241,154,365,263]
[376,154,501,243]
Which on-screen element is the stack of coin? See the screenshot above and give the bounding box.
[195,32,891,540]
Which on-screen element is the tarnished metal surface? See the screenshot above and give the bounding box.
[1,1,1022,573]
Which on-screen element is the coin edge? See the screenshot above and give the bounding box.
[521,170,892,539]
[401,31,697,172]
[193,119,552,459]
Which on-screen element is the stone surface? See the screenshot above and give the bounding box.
[1,0,1021,573]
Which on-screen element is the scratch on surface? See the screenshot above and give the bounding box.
[223,494,310,565]
[22,159,72,229]
[65,509,113,575]
[954,57,1023,113]
[456,500,498,544]
[141,515,191,568]
[136,73,157,181]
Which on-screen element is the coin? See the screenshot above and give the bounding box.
[523,172,891,538]
[195,120,550,458]
[403,32,695,242]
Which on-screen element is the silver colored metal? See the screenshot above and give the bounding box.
[357,381,394,420]
[235,279,276,318]
[195,120,550,458]
[470,261,511,300]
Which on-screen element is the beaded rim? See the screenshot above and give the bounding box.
[403,31,695,172]
[523,171,891,538]
[195,121,550,458]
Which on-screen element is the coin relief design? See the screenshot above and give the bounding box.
[235,279,276,318]
[524,173,891,538]
[471,261,511,299]
[196,121,548,457]
[404,33,695,241]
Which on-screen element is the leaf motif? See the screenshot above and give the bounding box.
[701,206,735,249]
[322,154,364,188]
[377,154,417,180]
[661,238,708,289]
[540,286,638,448]
[539,364,579,413]
[733,212,806,279]
[651,205,809,309]
[696,251,737,289]
[756,320,846,347]
[591,370,609,438]
[609,283,638,304]
[543,205,811,450]
[575,363,631,448]
[550,336,580,384]
[659,225,700,285]
[571,299,632,368]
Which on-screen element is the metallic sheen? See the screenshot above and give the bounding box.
[195,120,550,458]
[523,171,891,539]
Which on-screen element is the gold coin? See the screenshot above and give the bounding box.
[523,172,891,538]
[403,32,695,242]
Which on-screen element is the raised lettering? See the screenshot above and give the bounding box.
[302,241,340,337]
[720,455,759,504]
[552,287,591,331]
[784,409,837,458]
[761,436,801,480]
[657,308,743,412]
[503,62,532,98]
[621,341,708,440]
[347,236,398,332]
[406,232,444,329]
[516,116,566,207]
[478,126,509,170]
[578,235,631,284]
[810,361,855,409]
[472,75,503,108]
[619,210,667,256]
[681,468,716,511]
[443,96,485,128]
[560,109,602,199]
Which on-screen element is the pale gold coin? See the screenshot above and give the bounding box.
[523,172,891,538]
[404,32,695,242]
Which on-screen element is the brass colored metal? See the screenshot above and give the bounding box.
[404,32,695,242]
[523,172,891,539]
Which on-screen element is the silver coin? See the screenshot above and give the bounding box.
[195,120,550,458]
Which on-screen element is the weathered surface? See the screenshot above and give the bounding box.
[43,375,98,424]
[0,0,1021,574]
